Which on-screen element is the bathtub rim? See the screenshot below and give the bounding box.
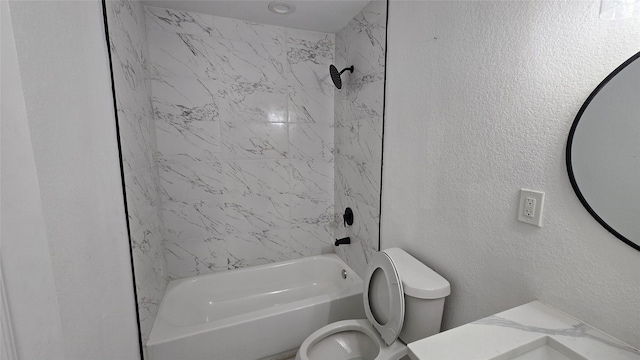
[147,253,362,347]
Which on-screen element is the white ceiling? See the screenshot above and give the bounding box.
[142,0,372,34]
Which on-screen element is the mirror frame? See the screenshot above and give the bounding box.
[566,51,640,252]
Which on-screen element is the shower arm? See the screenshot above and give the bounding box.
[340,66,354,75]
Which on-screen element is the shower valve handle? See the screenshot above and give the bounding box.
[343,207,353,227]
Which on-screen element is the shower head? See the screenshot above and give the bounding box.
[329,64,354,89]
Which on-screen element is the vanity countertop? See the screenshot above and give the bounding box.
[407,301,640,360]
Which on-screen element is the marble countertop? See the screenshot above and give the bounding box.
[408,301,640,360]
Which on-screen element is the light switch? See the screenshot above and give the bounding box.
[518,189,545,227]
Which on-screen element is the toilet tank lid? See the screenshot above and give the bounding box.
[383,248,451,299]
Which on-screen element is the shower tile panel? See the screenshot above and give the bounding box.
[132,223,165,346]
[113,90,153,126]
[155,118,220,162]
[333,94,347,124]
[109,0,149,58]
[360,1,387,23]
[287,85,333,124]
[290,192,334,225]
[213,16,285,46]
[223,82,288,100]
[221,120,289,160]
[111,61,152,116]
[146,8,288,82]
[164,237,233,278]
[145,6,215,37]
[108,0,168,345]
[217,85,288,123]
[151,77,221,122]
[335,116,382,163]
[223,160,290,196]
[158,156,223,202]
[287,28,335,58]
[224,193,290,234]
[359,67,386,85]
[335,154,381,209]
[118,109,154,173]
[290,223,334,254]
[333,187,346,234]
[109,4,151,116]
[344,77,385,122]
[162,226,327,279]
[334,191,378,278]
[145,6,337,279]
[282,226,332,258]
[334,157,381,275]
[289,123,334,162]
[144,212,166,256]
[148,31,218,79]
[344,11,387,80]
[214,39,287,87]
[335,235,370,279]
[346,199,380,252]
[333,0,386,278]
[130,212,164,280]
[171,228,306,277]
[287,52,334,91]
[286,31,335,91]
[125,167,162,236]
[224,228,295,265]
[163,198,226,242]
[289,159,334,196]
[334,29,349,73]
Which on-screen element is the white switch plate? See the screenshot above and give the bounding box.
[518,189,545,227]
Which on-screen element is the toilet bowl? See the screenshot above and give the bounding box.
[296,248,451,360]
[300,319,407,360]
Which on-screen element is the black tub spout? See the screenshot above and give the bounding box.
[335,237,351,246]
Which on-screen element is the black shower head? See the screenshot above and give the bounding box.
[329,64,354,89]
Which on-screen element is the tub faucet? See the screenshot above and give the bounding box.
[334,237,351,246]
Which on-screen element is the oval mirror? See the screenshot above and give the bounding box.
[567,51,640,251]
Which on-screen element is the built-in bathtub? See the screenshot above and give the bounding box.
[147,254,364,360]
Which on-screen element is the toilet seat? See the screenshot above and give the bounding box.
[363,251,405,345]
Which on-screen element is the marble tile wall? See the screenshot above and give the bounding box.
[105,0,168,348]
[334,1,387,278]
[144,6,336,279]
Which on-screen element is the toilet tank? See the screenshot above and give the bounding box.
[383,248,451,344]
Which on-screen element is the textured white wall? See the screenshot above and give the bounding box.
[1,2,65,359]
[8,1,140,358]
[383,0,640,348]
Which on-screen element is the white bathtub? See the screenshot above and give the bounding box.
[147,254,364,360]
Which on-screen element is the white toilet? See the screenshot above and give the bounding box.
[296,248,451,360]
